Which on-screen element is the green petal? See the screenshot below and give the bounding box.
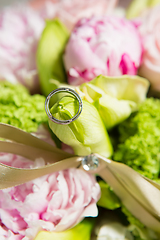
[94,94,136,129]
[78,75,149,129]
[90,75,149,104]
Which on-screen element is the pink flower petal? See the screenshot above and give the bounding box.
[64,16,142,85]
[0,127,100,239]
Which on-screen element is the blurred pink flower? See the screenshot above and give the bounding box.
[63,16,143,86]
[0,0,118,94]
[0,5,45,93]
[0,126,100,240]
[138,5,160,93]
[30,0,118,31]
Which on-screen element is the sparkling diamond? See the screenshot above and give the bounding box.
[82,154,99,171]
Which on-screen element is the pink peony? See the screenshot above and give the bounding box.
[63,16,143,86]
[30,0,118,31]
[0,126,100,240]
[0,5,45,93]
[0,0,117,94]
[138,5,160,94]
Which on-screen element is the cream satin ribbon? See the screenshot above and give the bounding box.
[0,123,160,233]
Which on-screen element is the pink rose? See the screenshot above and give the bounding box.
[30,0,118,31]
[138,5,160,94]
[0,126,100,240]
[63,16,143,86]
[0,5,45,93]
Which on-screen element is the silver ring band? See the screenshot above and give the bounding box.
[45,87,83,125]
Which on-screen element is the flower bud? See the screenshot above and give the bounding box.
[48,95,113,157]
[63,16,142,86]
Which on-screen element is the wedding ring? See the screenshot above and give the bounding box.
[45,87,83,125]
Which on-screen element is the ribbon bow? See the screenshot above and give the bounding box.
[0,123,160,232]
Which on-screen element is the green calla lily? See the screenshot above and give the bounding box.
[34,218,95,240]
[48,95,113,157]
[36,19,69,96]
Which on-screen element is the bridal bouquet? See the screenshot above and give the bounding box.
[0,0,160,239]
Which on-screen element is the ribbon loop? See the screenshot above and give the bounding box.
[0,157,82,189]
[0,123,73,157]
[0,123,160,233]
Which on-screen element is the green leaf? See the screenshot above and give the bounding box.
[128,223,160,240]
[36,19,69,96]
[34,218,95,240]
[97,180,121,210]
[122,205,144,229]
[126,0,160,19]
